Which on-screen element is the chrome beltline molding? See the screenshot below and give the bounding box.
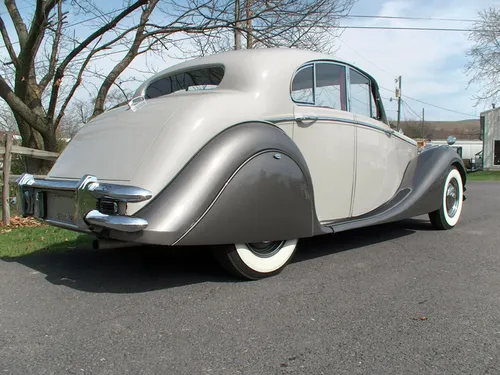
[269,116,417,146]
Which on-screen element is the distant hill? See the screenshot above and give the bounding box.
[393,119,480,140]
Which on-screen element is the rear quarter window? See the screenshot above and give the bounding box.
[145,66,225,99]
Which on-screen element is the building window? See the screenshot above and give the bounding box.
[480,115,485,141]
[495,140,500,166]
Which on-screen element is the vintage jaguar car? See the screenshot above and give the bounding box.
[16,48,466,279]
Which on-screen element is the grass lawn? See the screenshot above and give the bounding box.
[0,225,93,258]
[467,171,500,182]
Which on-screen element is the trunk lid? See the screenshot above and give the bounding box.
[48,95,201,182]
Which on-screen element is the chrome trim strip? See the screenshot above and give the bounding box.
[269,116,416,146]
[85,210,148,232]
[312,63,317,104]
[345,67,351,112]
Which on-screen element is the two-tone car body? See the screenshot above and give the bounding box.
[17,48,466,279]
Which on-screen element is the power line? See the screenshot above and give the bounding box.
[402,99,422,120]
[380,86,476,118]
[0,6,129,50]
[0,4,33,17]
[346,15,477,22]
[336,40,477,119]
[338,25,476,32]
[65,7,127,27]
[338,38,394,78]
[403,94,476,118]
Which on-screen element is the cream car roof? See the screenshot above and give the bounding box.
[134,48,355,96]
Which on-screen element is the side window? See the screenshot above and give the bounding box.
[349,70,371,118]
[291,65,314,104]
[315,63,346,110]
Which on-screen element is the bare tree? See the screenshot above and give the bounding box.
[0,104,17,132]
[0,0,355,173]
[169,0,355,56]
[399,118,434,139]
[0,0,204,172]
[465,6,500,106]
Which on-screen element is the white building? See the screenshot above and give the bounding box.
[480,107,500,170]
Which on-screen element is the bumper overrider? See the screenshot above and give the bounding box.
[15,174,152,234]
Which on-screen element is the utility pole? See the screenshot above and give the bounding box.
[234,0,242,49]
[246,0,253,48]
[396,76,402,131]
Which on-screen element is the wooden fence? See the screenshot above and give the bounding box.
[1,132,59,225]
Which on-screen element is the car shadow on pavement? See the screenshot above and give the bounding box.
[2,218,432,293]
[293,217,433,263]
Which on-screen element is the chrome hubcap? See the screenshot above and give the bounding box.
[247,240,285,258]
[446,178,460,218]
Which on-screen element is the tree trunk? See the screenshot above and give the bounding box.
[16,115,44,173]
[246,0,253,49]
[14,113,56,174]
[234,0,242,49]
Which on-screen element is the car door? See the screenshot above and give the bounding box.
[348,68,401,217]
[291,62,356,222]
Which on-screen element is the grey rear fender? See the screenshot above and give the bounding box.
[108,122,326,246]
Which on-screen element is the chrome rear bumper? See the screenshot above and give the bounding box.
[16,174,152,233]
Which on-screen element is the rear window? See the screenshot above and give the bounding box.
[145,66,224,99]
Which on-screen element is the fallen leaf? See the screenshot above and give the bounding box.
[412,316,429,321]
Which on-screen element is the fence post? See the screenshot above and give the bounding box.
[2,132,13,226]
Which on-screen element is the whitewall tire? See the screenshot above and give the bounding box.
[214,239,298,280]
[429,166,464,230]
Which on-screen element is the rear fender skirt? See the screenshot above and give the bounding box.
[328,145,466,232]
[107,122,327,246]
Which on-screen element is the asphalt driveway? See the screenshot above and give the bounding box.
[1,181,499,374]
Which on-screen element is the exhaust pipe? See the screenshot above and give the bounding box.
[93,239,138,250]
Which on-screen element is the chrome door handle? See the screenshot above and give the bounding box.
[384,128,395,136]
[295,115,318,122]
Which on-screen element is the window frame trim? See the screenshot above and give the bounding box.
[290,59,388,124]
[348,66,382,121]
[290,63,316,105]
[290,60,349,110]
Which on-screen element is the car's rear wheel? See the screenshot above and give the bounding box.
[213,239,298,280]
[429,166,464,230]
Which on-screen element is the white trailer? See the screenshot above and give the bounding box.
[428,140,483,170]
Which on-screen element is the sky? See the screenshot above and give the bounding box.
[1,0,499,122]
[336,0,499,122]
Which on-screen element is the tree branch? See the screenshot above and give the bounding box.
[92,0,159,116]
[4,0,28,46]
[0,17,19,67]
[0,74,47,134]
[47,0,148,122]
[54,51,95,128]
[39,0,65,91]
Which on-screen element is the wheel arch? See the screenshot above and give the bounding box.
[110,121,326,246]
[329,144,467,233]
[451,160,467,188]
